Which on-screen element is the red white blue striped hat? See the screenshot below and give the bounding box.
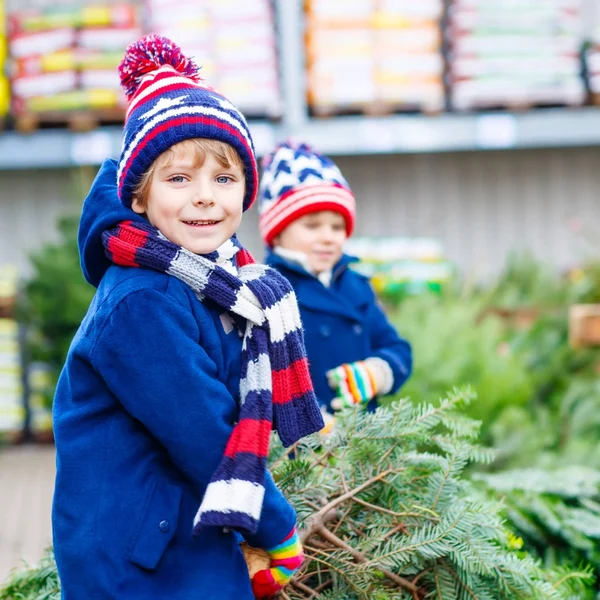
[117,34,258,211]
[258,141,356,247]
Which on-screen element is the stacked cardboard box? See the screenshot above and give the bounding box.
[345,237,453,298]
[146,0,281,118]
[0,265,23,438]
[448,0,585,110]
[8,3,141,116]
[306,0,445,113]
[584,0,600,97]
[0,0,8,118]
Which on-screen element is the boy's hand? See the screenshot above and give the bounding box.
[327,360,378,409]
[251,527,303,599]
[327,357,394,410]
[319,409,336,435]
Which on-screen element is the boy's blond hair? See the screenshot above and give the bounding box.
[133,138,245,209]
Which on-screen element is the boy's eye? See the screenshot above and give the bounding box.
[216,175,233,184]
[168,175,187,183]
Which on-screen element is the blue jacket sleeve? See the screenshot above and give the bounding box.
[365,285,412,394]
[91,287,296,549]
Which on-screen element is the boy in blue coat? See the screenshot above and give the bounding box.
[259,142,412,421]
[52,36,323,600]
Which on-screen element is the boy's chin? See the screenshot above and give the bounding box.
[180,236,228,256]
[311,258,338,273]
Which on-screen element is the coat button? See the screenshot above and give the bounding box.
[159,520,170,533]
[353,324,363,335]
[320,325,331,338]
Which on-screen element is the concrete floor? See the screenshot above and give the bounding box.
[0,445,55,583]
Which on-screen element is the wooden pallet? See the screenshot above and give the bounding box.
[13,107,125,133]
[569,304,600,349]
[0,296,16,319]
[311,101,443,119]
[451,100,582,114]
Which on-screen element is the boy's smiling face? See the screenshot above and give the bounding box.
[275,210,348,274]
[132,140,245,255]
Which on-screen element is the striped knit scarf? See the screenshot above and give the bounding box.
[102,221,324,535]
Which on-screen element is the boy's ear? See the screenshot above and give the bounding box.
[131,196,145,215]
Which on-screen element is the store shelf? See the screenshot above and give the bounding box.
[3,0,600,169]
[0,121,281,170]
[3,108,600,169]
[297,107,600,156]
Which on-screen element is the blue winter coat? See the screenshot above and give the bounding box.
[52,159,296,599]
[266,252,412,412]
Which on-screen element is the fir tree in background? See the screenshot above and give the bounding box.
[477,467,600,600]
[18,169,95,408]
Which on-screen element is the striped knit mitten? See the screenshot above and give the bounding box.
[251,528,303,599]
[327,357,394,410]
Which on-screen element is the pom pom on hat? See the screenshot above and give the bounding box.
[118,33,201,100]
[116,33,259,211]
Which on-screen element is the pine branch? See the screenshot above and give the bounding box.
[316,524,420,595]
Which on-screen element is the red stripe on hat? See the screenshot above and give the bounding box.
[127,80,200,119]
[107,222,146,266]
[272,357,313,404]
[277,182,351,207]
[261,184,354,229]
[224,418,271,458]
[262,200,355,247]
[120,114,258,207]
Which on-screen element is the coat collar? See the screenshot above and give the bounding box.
[267,250,358,283]
[266,251,365,321]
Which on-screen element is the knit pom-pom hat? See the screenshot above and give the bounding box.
[117,34,258,211]
[258,140,356,247]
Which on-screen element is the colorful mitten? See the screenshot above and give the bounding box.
[251,528,304,599]
[327,357,394,410]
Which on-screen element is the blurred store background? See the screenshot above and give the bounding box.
[3,0,600,589]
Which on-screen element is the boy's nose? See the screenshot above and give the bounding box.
[192,181,215,206]
[320,228,336,242]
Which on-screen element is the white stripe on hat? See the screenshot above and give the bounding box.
[126,70,204,118]
[260,185,355,231]
[260,194,355,240]
[118,104,252,182]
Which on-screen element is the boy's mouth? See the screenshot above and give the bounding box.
[183,220,220,227]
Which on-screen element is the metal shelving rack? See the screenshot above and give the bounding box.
[2,0,600,170]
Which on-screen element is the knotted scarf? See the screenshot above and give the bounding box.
[102,221,324,534]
